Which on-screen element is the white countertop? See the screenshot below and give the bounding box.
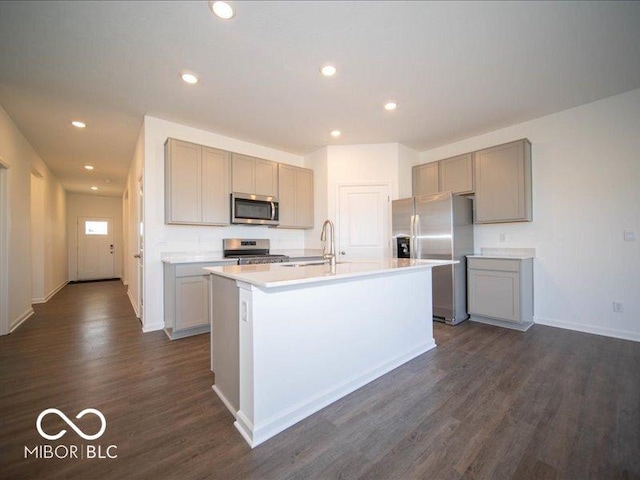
[270,249,324,258]
[161,252,235,264]
[467,255,535,260]
[467,247,536,260]
[161,249,326,264]
[204,258,457,289]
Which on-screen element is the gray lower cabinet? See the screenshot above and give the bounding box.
[164,261,235,339]
[467,256,533,331]
[474,139,532,223]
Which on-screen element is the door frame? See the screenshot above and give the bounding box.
[136,173,144,323]
[30,171,45,302]
[336,182,392,260]
[0,157,9,336]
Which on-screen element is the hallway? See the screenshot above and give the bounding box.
[0,281,229,479]
[1,282,639,479]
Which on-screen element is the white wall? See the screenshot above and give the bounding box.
[303,142,419,250]
[67,193,123,281]
[30,172,45,301]
[397,144,419,199]
[303,147,328,249]
[0,103,67,331]
[124,123,144,319]
[419,88,640,342]
[141,116,307,331]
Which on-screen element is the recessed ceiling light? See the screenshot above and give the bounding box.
[181,72,199,84]
[210,1,235,19]
[384,102,398,111]
[84,165,94,170]
[71,121,86,128]
[90,186,98,191]
[320,65,337,77]
[330,130,341,138]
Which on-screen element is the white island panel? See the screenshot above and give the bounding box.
[234,267,435,447]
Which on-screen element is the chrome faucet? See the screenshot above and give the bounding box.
[320,219,336,268]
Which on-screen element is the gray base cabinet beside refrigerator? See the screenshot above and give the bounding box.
[164,261,235,340]
[467,256,534,331]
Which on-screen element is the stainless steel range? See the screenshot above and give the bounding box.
[223,238,289,265]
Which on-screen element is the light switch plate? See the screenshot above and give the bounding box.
[623,230,636,242]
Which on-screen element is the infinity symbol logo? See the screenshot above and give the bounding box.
[36,408,107,441]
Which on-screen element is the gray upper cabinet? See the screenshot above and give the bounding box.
[412,162,439,196]
[202,147,231,224]
[439,153,473,194]
[230,153,254,194]
[165,138,230,225]
[231,154,278,197]
[474,139,532,223]
[278,164,314,229]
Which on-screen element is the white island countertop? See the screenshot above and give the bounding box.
[204,258,457,289]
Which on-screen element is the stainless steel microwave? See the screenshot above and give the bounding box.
[230,193,279,226]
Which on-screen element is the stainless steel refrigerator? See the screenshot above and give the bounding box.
[392,191,474,325]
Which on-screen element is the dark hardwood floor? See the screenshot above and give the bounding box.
[1,281,638,480]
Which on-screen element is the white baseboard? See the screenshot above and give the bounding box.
[470,315,533,332]
[534,315,640,343]
[10,307,34,332]
[43,280,68,303]
[127,289,140,318]
[212,385,238,419]
[142,322,164,333]
[240,340,437,448]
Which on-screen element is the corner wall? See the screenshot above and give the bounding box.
[303,143,419,250]
[0,103,67,331]
[123,122,144,320]
[141,116,307,332]
[419,88,640,341]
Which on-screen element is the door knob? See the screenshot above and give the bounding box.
[340,251,346,255]
[133,253,141,259]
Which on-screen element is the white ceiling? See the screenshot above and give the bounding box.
[1,1,639,197]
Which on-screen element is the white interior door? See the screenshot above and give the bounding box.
[337,184,391,260]
[77,217,115,280]
[137,175,144,320]
[0,159,9,335]
[30,173,44,301]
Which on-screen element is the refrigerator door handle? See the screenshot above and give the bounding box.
[409,215,416,258]
[413,214,420,259]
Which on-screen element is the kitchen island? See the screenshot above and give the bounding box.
[204,258,456,447]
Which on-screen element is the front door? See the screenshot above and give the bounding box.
[77,217,115,280]
[337,184,391,260]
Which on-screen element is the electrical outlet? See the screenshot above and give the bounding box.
[623,230,636,242]
[499,233,507,243]
[613,302,624,313]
